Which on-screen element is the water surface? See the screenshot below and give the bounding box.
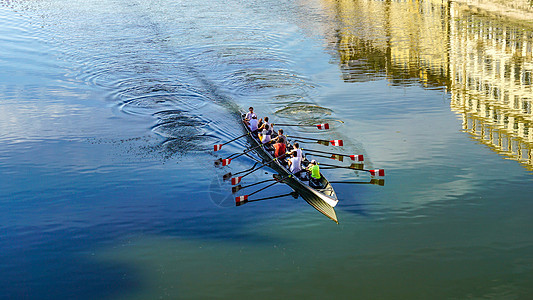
[1,0,533,298]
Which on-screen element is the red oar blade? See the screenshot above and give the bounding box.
[316,123,330,130]
[214,144,223,151]
[369,169,385,177]
[221,158,232,166]
[235,195,249,206]
[330,140,343,146]
[231,176,242,185]
[350,155,364,162]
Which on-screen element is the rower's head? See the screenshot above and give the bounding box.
[264,117,269,122]
[291,151,297,157]
[310,159,317,165]
[278,129,283,135]
[249,107,254,112]
[294,142,299,149]
[252,115,257,119]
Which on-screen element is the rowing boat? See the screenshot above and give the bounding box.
[240,112,339,223]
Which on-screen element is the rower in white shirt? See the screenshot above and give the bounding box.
[248,115,259,132]
[288,142,303,159]
[287,151,302,174]
[245,107,257,121]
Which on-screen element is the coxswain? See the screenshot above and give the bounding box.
[306,159,321,187]
[258,124,272,144]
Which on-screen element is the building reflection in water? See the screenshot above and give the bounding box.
[324,0,533,170]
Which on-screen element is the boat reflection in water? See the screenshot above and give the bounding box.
[322,0,533,170]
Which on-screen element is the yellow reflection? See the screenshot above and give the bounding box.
[449,3,533,170]
[322,0,533,170]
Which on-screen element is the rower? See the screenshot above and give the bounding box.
[272,129,287,145]
[258,116,271,131]
[258,124,272,144]
[288,142,303,159]
[247,115,259,133]
[287,151,302,175]
[245,107,257,121]
[306,160,322,188]
[273,140,286,158]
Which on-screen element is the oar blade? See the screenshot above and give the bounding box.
[370,178,385,186]
[214,144,223,151]
[316,123,330,130]
[330,140,343,146]
[235,195,249,206]
[316,140,330,146]
[232,185,242,194]
[221,158,232,166]
[349,163,364,170]
[330,154,344,162]
[369,169,385,177]
[214,158,222,166]
[222,172,232,180]
[350,154,364,162]
[231,176,242,185]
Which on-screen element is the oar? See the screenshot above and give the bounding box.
[288,135,343,146]
[319,162,365,170]
[273,123,330,130]
[227,156,284,185]
[236,191,298,206]
[235,174,292,205]
[303,148,364,162]
[319,163,385,176]
[214,144,263,166]
[329,178,385,186]
[213,132,249,151]
[232,178,276,193]
[222,162,258,181]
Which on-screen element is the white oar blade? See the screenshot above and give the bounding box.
[316,123,330,130]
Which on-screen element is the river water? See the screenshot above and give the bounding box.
[1,0,532,298]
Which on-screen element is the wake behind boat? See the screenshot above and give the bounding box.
[213,107,385,223]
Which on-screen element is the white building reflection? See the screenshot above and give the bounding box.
[449,3,533,169]
[325,0,533,170]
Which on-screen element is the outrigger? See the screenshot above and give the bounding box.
[213,110,385,223]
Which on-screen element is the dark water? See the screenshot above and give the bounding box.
[1,0,533,298]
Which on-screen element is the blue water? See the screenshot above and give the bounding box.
[1,0,533,298]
